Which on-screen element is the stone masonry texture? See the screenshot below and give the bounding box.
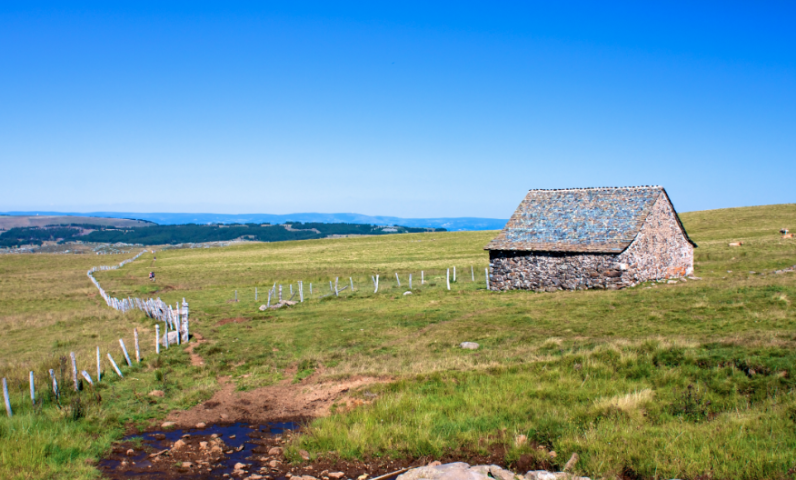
[487,188,695,292]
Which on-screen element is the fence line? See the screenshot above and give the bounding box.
[86,250,190,345]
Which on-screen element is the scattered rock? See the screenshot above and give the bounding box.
[172,439,186,451]
[161,422,176,428]
[489,465,518,480]
[563,453,579,472]
[427,461,442,467]
[549,451,557,458]
[199,441,209,450]
[328,473,345,479]
[196,422,207,429]
[687,276,702,280]
[259,305,268,311]
[460,342,480,350]
[728,242,743,247]
[403,291,412,295]
[357,475,368,480]
[235,462,248,471]
[269,460,280,468]
[525,472,557,480]
[299,449,310,460]
[148,390,165,397]
[268,447,283,456]
[126,449,135,456]
[667,280,677,284]
[514,434,527,447]
[182,462,194,468]
[160,330,180,346]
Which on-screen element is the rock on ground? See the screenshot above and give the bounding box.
[396,463,591,480]
[460,342,480,350]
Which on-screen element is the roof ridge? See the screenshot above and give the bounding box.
[528,185,662,192]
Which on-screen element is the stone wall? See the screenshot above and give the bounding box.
[488,195,694,291]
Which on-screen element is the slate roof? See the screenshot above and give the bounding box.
[485,186,695,253]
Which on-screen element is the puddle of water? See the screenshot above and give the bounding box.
[101,421,300,479]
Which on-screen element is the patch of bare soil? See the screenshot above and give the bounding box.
[163,373,390,427]
[184,333,208,366]
[216,317,249,326]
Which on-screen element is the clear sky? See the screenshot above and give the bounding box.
[1,2,794,218]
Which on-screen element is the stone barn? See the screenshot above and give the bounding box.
[485,186,696,291]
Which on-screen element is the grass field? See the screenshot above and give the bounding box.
[1,203,795,479]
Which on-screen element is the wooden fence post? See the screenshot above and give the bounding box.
[299,281,304,302]
[70,352,79,391]
[235,290,238,302]
[447,269,451,291]
[120,339,132,367]
[335,278,339,296]
[107,353,123,378]
[310,283,313,296]
[395,273,401,287]
[471,266,474,282]
[155,325,160,354]
[134,329,140,363]
[485,268,490,290]
[2,378,11,418]
[80,371,94,387]
[97,346,101,381]
[375,275,379,293]
[453,266,456,283]
[409,274,412,289]
[29,371,35,405]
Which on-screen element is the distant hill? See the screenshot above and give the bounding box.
[0,214,153,231]
[2,212,508,231]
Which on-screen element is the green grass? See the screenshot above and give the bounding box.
[1,203,795,479]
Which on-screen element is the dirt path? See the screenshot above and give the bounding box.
[163,371,389,427]
[184,332,208,366]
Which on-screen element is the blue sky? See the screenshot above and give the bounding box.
[1,2,794,218]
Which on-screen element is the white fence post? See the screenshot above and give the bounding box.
[453,266,456,283]
[350,277,354,291]
[97,346,102,381]
[485,268,490,290]
[471,266,474,282]
[447,269,451,291]
[107,353,123,378]
[2,378,11,418]
[120,339,132,367]
[70,352,79,391]
[409,274,412,290]
[29,371,35,405]
[49,369,58,398]
[134,329,140,363]
[155,325,160,354]
[395,273,401,287]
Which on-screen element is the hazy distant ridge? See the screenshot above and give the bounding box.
[2,212,508,231]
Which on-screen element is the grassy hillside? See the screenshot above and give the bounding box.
[0,204,794,479]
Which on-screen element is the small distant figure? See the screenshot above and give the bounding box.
[149,271,156,282]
